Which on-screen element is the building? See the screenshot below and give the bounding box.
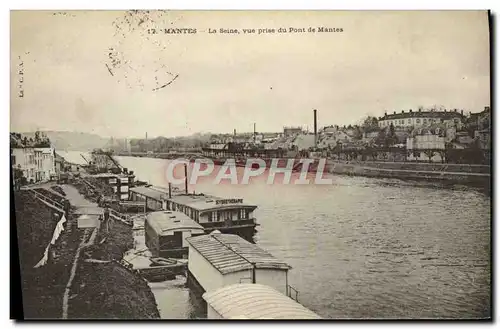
[203,283,322,319]
[34,147,56,181]
[406,126,446,162]
[144,210,204,258]
[11,147,37,183]
[378,109,465,129]
[186,232,291,295]
[283,126,303,137]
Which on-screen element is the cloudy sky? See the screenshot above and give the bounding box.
[10,10,490,138]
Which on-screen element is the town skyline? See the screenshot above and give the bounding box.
[11,11,490,139]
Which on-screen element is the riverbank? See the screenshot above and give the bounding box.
[14,190,78,319]
[325,160,490,188]
[13,184,160,319]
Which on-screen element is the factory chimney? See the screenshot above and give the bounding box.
[253,123,256,143]
[184,163,188,194]
[313,109,318,147]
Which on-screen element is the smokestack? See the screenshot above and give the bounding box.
[168,182,172,199]
[234,129,236,136]
[313,109,318,146]
[253,123,256,143]
[184,163,188,194]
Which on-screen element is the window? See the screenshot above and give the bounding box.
[416,119,421,124]
[239,209,247,219]
[408,119,411,124]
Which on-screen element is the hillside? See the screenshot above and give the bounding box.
[22,131,110,152]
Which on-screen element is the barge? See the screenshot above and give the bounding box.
[164,193,258,241]
[144,210,205,259]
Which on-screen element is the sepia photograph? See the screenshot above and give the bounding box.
[9,9,491,320]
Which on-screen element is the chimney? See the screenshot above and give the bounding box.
[461,110,463,115]
[402,110,405,113]
[168,182,172,198]
[393,111,396,114]
[184,163,188,194]
[409,109,413,113]
[234,129,236,136]
[454,109,457,112]
[313,109,318,146]
[253,123,256,143]
[418,108,421,112]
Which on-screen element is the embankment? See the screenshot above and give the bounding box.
[14,191,81,319]
[13,186,160,319]
[67,190,160,319]
[325,160,490,186]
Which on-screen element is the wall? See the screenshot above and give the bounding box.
[254,269,288,295]
[188,246,224,293]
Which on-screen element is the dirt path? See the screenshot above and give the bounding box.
[61,184,98,208]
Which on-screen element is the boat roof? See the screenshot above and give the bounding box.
[203,283,321,319]
[129,186,169,201]
[186,233,290,274]
[168,194,257,212]
[146,211,204,234]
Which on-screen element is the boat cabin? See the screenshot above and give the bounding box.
[186,232,291,295]
[164,193,257,232]
[129,186,171,211]
[91,173,132,200]
[203,283,322,319]
[145,211,205,258]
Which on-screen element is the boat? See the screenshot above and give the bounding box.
[164,193,258,241]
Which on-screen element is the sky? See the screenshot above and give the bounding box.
[10,10,490,138]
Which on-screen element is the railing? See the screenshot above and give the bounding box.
[109,208,132,226]
[29,189,65,212]
[287,285,299,302]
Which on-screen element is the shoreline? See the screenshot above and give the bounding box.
[115,153,490,188]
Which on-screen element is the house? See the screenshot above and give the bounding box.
[378,108,465,129]
[283,126,303,137]
[34,147,56,181]
[406,126,446,162]
[186,232,291,295]
[11,147,37,183]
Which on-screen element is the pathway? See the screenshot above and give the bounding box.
[59,184,103,319]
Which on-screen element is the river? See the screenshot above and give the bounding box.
[61,152,491,318]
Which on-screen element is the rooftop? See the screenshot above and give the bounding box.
[146,211,204,235]
[186,233,290,274]
[168,194,257,212]
[379,109,465,121]
[129,186,172,201]
[203,283,321,319]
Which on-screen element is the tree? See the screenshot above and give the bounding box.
[361,116,379,133]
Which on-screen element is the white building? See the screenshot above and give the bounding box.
[186,232,291,295]
[378,109,465,129]
[406,127,446,162]
[34,147,56,181]
[11,147,37,182]
[203,283,322,319]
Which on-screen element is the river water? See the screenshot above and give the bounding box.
[62,152,491,318]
